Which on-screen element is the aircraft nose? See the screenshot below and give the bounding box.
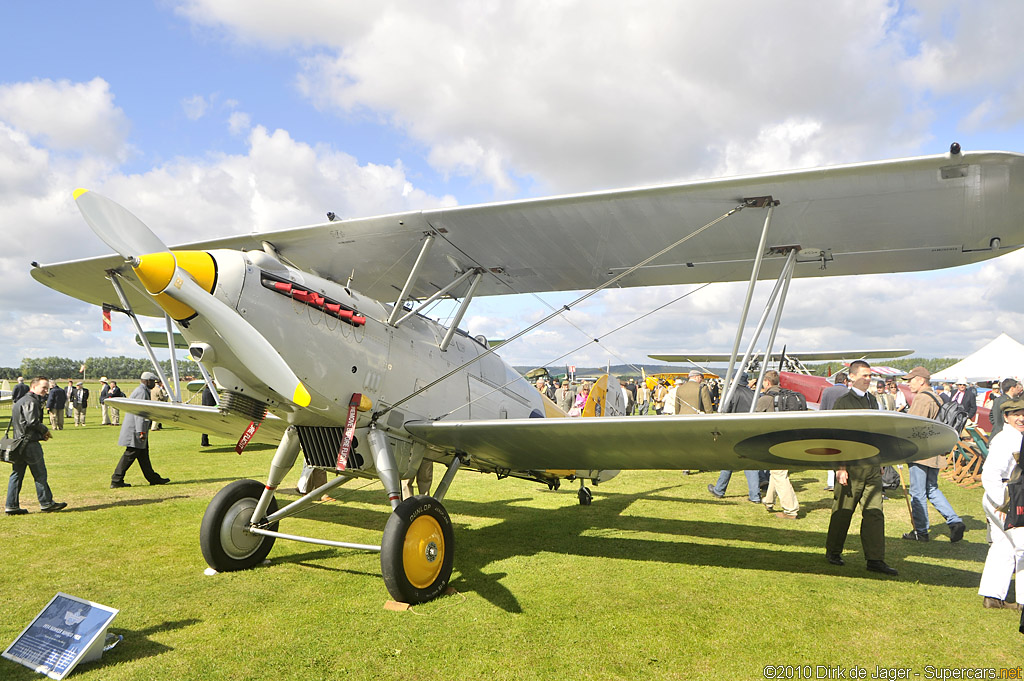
[133,250,217,321]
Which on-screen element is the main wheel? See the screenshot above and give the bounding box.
[381,495,454,604]
[200,479,279,572]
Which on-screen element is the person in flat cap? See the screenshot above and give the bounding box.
[71,380,89,427]
[99,376,111,425]
[676,370,712,416]
[110,371,169,489]
[978,397,1024,610]
[901,366,965,543]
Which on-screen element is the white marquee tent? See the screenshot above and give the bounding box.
[932,333,1024,383]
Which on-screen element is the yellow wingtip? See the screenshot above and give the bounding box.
[293,383,311,408]
[73,188,89,200]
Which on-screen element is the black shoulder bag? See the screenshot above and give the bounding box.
[1,419,26,464]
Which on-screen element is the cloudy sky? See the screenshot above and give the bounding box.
[4,0,1024,373]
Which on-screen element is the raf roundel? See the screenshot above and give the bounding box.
[733,428,919,467]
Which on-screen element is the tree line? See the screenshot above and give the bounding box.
[807,357,961,377]
[0,356,193,381]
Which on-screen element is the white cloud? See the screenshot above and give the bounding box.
[0,80,456,367]
[227,110,251,135]
[182,94,209,120]
[181,1,924,193]
[0,78,130,160]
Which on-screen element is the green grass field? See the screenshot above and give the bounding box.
[1,415,1021,680]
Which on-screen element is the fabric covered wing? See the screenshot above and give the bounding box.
[31,151,1024,313]
[104,398,287,445]
[406,411,956,471]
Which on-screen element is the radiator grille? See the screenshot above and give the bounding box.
[218,390,267,422]
[296,426,364,470]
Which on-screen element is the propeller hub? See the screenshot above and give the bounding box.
[134,250,218,322]
[135,252,176,294]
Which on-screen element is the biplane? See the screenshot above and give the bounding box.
[29,148,1023,603]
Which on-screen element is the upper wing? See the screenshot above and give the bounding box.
[105,398,287,445]
[405,411,956,471]
[32,151,1024,313]
[649,349,914,363]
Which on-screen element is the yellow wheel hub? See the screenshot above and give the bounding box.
[403,514,445,589]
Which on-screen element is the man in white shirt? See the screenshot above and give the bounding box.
[978,398,1024,610]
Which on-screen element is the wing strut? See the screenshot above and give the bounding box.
[439,271,483,351]
[393,266,480,327]
[747,248,797,410]
[107,271,176,395]
[163,313,182,402]
[720,199,778,411]
[720,245,796,412]
[386,234,435,326]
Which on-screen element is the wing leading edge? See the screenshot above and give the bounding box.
[406,411,956,472]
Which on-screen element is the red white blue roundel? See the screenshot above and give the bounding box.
[733,428,919,466]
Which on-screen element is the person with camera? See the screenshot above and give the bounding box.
[5,376,67,515]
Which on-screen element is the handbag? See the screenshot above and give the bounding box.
[997,434,1024,530]
[1,420,25,464]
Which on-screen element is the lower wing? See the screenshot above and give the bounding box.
[406,411,955,471]
[104,398,288,445]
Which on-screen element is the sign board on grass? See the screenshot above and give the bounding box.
[2,593,118,679]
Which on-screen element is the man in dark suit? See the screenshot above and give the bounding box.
[824,360,897,576]
[11,377,29,403]
[989,378,1022,436]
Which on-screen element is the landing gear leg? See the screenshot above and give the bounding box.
[200,426,300,571]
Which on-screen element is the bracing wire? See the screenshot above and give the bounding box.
[435,282,711,419]
[372,202,746,422]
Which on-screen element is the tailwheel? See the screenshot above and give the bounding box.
[381,495,454,604]
[200,479,279,571]
[578,484,592,506]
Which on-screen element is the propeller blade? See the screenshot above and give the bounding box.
[170,272,311,407]
[74,189,168,261]
[74,189,311,407]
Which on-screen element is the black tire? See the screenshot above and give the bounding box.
[578,486,592,505]
[380,495,454,604]
[200,479,279,572]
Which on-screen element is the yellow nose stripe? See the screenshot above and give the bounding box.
[293,383,311,408]
[73,188,89,200]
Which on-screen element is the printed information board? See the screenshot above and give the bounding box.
[2,593,118,680]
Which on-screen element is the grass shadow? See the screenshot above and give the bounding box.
[76,618,202,673]
[64,495,191,513]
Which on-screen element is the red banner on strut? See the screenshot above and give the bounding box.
[236,420,262,454]
[336,393,362,471]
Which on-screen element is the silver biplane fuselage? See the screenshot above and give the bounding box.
[182,247,544,479]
